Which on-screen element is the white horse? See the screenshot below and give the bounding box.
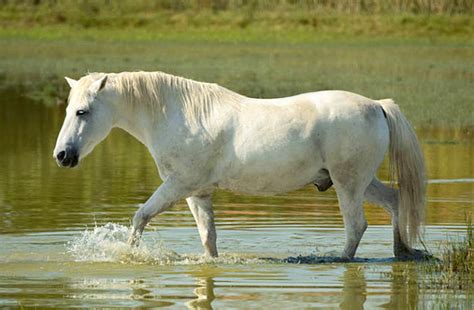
[54,71,429,261]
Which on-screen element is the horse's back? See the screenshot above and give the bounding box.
[247,90,389,158]
[245,90,387,126]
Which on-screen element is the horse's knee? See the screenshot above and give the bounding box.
[133,200,172,231]
[132,205,151,232]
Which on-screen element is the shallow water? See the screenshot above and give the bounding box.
[0,91,472,308]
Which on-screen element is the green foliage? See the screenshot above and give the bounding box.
[0,0,472,35]
[422,217,473,290]
[2,0,473,15]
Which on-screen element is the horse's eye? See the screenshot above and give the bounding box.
[76,109,88,116]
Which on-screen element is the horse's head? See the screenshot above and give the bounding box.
[53,74,115,168]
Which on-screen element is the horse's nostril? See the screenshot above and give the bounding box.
[57,150,66,161]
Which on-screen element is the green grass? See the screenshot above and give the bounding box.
[1,7,472,38]
[380,219,473,308]
[1,0,473,39]
[2,0,472,20]
[422,218,473,290]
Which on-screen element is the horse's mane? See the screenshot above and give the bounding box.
[88,71,244,127]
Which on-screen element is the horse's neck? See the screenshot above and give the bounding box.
[114,101,157,149]
[112,79,243,151]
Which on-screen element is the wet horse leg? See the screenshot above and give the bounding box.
[330,161,374,260]
[335,186,368,260]
[186,195,218,257]
[364,178,430,260]
[128,178,191,245]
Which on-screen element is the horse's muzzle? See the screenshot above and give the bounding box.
[55,147,79,168]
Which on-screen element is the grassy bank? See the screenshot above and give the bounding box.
[2,0,472,22]
[1,0,473,39]
[1,5,472,39]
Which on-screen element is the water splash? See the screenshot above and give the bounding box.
[67,223,265,265]
[67,223,180,264]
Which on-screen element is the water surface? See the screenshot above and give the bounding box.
[0,91,472,308]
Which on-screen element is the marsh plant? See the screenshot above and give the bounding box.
[421,218,473,291]
[381,219,473,308]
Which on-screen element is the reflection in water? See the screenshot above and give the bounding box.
[185,266,219,309]
[186,276,215,310]
[340,266,367,310]
[382,264,419,309]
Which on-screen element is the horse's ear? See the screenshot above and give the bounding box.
[91,75,108,94]
[65,77,78,88]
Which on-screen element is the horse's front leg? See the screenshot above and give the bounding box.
[128,178,190,246]
[186,195,218,257]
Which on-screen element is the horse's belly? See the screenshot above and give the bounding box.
[219,170,317,195]
[218,150,322,195]
[219,179,313,195]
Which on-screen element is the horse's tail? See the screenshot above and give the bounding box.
[378,99,426,247]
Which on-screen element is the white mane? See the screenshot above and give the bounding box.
[88,71,245,126]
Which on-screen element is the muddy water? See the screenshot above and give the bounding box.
[0,91,472,308]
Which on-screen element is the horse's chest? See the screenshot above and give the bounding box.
[152,144,216,181]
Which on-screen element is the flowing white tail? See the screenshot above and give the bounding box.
[379,99,426,246]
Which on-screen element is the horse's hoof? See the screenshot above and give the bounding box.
[322,250,352,262]
[127,231,141,247]
[339,254,353,263]
[395,248,436,262]
[323,250,340,257]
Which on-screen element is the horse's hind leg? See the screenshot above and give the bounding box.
[329,168,369,259]
[364,178,428,260]
[334,186,368,260]
[330,159,376,260]
[363,179,405,254]
[186,195,218,258]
